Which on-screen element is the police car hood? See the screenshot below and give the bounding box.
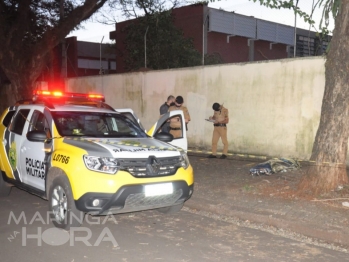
[63,137,181,158]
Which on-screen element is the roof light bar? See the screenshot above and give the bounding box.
[88,94,104,99]
[33,90,105,102]
[52,91,63,97]
[36,90,51,95]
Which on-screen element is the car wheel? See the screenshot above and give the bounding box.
[48,175,84,229]
[157,203,184,214]
[0,174,11,197]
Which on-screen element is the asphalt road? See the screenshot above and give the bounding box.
[0,186,348,262]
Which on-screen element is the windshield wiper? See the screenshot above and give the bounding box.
[107,133,137,138]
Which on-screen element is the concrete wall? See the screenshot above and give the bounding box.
[66,56,325,160]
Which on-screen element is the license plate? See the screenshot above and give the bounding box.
[144,183,173,197]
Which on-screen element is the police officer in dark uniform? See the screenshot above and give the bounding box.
[168,96,190,138]
[159,95,175,132]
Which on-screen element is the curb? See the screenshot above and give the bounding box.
[185,197,349,248]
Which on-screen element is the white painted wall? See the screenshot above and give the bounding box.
[66,56,326,160]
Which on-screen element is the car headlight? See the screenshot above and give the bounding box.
[179,151,190,169]
[83,155,119,174]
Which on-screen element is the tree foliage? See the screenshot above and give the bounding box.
[204,53,224,65]
[0,0,108,106]
[103,0,185,18]
[250,0,337,34]
[123,10,201,71]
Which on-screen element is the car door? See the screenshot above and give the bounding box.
[115,108,188,151]
[147,110,188,151]
[2,107,32,183]
[19,108,50,191]
[0,107,16,179]
[115,108,146,131]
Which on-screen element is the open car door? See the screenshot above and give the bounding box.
[115,108,146,131]
[115,108,188,151]
[147,110,188,151]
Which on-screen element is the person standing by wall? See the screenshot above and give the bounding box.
[168,96,190,138]
[159,95,175,132]
[207,103,229,159]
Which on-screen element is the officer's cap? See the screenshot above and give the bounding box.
[176,96,184,104]
[212,102,220,111]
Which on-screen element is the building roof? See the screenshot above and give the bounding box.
[77,41,114,59]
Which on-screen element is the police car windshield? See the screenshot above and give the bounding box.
[52,111,148,138]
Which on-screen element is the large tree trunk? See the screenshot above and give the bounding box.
[0,83,18,113]
[1,63,39,101]
[298,1,349,195]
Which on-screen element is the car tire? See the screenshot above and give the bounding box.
[157,203,184,214]
[0,174,11,197]
[48,174,84,229]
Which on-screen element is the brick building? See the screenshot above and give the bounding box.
[0,4,330,89]
[110,4,292,73]
[110,3,330,74]
[1,36,117,90]
[38,37,117,87]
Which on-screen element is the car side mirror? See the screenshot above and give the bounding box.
[154,132,174,142]
[27,130,48,142]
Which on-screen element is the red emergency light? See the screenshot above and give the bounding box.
[33,90,105,102]
[35,90,63,97]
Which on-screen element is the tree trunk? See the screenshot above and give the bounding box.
[298,1,349,195]
[0,83,17,113]
[1,65,37,100]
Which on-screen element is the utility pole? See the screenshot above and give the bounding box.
[60,0,67,81]
[293,0,299,58]
[100,36,104,75]
[202,12,209,65]
[144,26,149,68]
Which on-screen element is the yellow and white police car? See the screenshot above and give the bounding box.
[0,91,194,229]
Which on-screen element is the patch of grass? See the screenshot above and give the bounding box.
[242,184,253,191]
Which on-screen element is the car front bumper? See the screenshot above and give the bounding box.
[75,180,194,215]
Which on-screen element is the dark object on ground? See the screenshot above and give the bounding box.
[249,158,300,176]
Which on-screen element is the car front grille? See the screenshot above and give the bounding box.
[124,189,183,208]
[118,156,181,177]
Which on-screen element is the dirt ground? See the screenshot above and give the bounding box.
[247,162,349,207]
[189,153,349,210]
